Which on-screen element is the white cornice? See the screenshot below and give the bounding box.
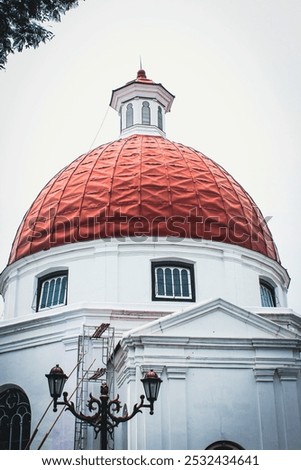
[121,298,300,341]
[110,82,175,113]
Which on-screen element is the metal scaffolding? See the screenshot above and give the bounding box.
[74,323,115,450]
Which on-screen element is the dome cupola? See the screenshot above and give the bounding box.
[110,69,175,137]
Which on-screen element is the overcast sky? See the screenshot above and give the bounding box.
[0,0,300,312]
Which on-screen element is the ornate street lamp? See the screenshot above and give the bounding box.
[46,365,162,449]
[45,365,68,412]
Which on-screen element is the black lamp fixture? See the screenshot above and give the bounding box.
[141,369,162,414]
[45,364,68,412]
[45,365,162,449]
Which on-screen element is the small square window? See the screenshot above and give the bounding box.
[37,271,68,311]
[152,262,195,302]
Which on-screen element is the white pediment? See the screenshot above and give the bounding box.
[124,298,299,340]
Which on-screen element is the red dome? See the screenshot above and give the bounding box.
[9,134,279,264]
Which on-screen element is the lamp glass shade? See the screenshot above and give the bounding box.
[46,365,67,399]
[141,369,162,403]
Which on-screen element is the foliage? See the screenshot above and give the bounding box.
[0,0,82,69]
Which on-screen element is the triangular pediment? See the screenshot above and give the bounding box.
[125,298,299,340]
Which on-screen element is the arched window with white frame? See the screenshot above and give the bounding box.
[36,270,68,311]
[260,279,276,307]
[152,261,195,301]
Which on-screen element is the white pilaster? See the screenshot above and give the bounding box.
[253,368,279,449]
[165,367,187,449]
[277,367,301,449]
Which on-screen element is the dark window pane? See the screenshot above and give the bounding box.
[156,268,165,296]
[260,282,275,307]
[0,416,9,450]
[47,279,55,307]
[40,280,49,309]
[142,101,150,125]
[59,276,67,304]
[181,269,190,297]
[173,268,181,297]
[53,277,61,305]
[165,268,173,296]
[158,106,163,130]
[11,414,21,449]
[126,103,133,127]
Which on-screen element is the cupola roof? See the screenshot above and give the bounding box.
[110,69,174,138]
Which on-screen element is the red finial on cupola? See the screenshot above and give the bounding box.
[135,68,153,83]
[137,68,147,79]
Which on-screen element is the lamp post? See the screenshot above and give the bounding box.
[46,365,162,450]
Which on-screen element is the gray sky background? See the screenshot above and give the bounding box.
[0,0,300,312]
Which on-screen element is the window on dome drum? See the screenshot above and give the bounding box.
[260,280,276,307]
[142,101,150,125]
[126,103,133,127]
[152,262,195,301]
[37,271,68,311]
[158,106,163,130]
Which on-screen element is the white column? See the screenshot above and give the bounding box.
[140,365,165,449]
[277,367,301,449]
[165,367,187,449]
[253,368,279,449]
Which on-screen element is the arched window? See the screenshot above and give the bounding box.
[152,261,195,301]
[158,106,163,130]
[260,280,276,307]
[206,440,244,450]
[142,101,150,125]
[126,103,133,128]
[0,385,31,450]
[37,270,68,311]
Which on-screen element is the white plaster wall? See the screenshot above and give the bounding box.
[114,337,301,450]
[0,333,78,449]
[1,305,299,450]
[0,238,289,321]
[0,309,119,450]
[0,239,296,452]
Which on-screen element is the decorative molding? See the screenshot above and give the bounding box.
[277,367,300,381]
[63,337,79,352]
[116,367,136,387]
[166,367,186,380]
[253,368,276,382]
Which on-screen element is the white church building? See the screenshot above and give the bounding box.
[0,69,301,450]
